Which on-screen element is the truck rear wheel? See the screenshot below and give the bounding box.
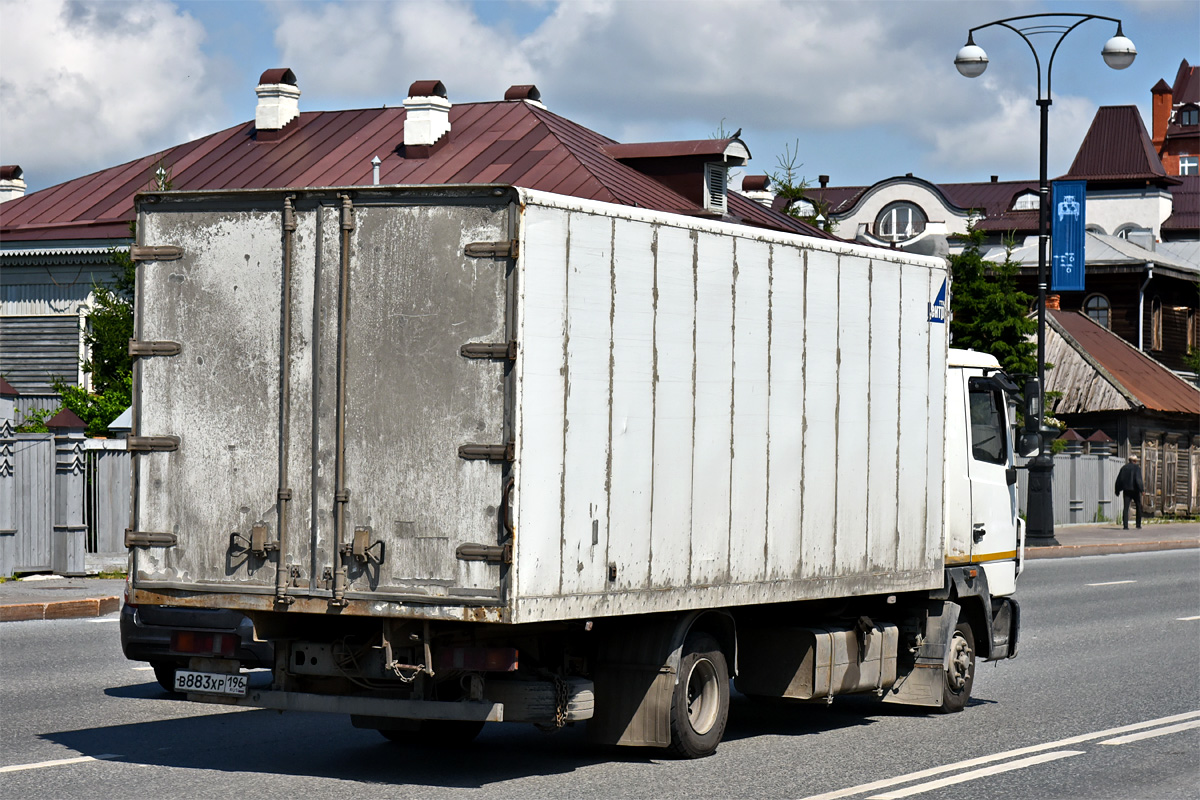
[668,632,729,758]
[938,621,975,713]
[379,719,485,747]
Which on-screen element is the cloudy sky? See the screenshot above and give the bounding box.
[1,0,1196,195]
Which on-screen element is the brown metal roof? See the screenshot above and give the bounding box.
[1163,175,1199,232]
[0,376,18,396]
[1061,106,1178,186]
[1,98,828,241]
[1172,59,1198,105]
[1049,309,1200,415]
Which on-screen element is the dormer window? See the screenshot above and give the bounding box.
[1012,191,1039,211]
[875,201,927,242]
[704,163,728,214]
[1178,105,1199,126]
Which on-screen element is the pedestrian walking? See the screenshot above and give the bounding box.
[1114,454,1144,530]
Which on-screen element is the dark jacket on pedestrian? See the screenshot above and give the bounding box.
[1115,461,1144,496]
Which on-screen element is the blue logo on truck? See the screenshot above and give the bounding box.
[928,278,948,324]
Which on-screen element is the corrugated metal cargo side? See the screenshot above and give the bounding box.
[131,188,515,621]
[510,191,948,623]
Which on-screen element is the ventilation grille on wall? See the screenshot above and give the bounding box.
[705,163,728,214]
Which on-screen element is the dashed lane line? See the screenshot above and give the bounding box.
[0,755,121,774]
[1085,580,1137,586]
[1101,720,1200,745]
[866,751,1085,799]
[796,710,1200,800]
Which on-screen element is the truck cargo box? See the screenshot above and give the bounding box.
[129,186,949,624]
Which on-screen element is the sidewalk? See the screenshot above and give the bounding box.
[1,522,1196,622]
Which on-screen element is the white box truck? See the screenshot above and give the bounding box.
[127,185,1025,757]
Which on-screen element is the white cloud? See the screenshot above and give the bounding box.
[925,89,1099,180]
[0,0,221,190]
[272,0,535,107]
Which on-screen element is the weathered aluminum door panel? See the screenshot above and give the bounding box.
[336,199,510,602]
[133,201,286,590]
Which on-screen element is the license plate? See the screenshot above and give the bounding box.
[175,669,248,697]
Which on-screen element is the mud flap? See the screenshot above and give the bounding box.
[989,597,1020,660]
[586,615,683,747]
[883,601,959,708]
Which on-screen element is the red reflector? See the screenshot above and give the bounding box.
[435,646,518,672]
[171,631,236,658]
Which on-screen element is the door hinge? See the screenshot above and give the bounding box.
[129,339,182,358]
[127,435,181,452]
[464,239,519,259]
[456,542,513,564]
[460,341,517,360]
[130,245,183,262]
[125,529,178,548]
[458,442,514,461]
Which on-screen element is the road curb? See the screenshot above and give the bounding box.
[0,596,121,622]
[1025,540,1200,559]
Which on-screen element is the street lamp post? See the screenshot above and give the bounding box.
[955,14,1135,545]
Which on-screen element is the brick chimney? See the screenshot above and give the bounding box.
[255,68,300,134]
[0,165,26,203]
[403,80,451,156]
[1151,78,1172,152]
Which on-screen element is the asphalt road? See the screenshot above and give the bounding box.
[2,550,1197,799]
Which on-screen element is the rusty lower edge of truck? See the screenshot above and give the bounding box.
[194,688,505,722]
[132,587,511,624]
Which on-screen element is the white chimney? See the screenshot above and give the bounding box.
[0,165,26,203]
[403,80,451,148]
[255,68,300,132]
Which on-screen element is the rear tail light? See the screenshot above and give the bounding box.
[171,631,237,658]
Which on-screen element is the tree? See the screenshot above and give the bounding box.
[949,227,1038,377]
[769,140,833,232]
[56,242,135,436]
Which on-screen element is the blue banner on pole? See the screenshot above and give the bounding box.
[1051,180,1087,292]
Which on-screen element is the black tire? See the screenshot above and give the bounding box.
[668,632,730,759]
[379,719,486,747]
[938,621,975,713]
[151,661,180,694]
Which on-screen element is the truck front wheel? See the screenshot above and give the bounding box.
[938,621,975,713]
[668,632,729,758]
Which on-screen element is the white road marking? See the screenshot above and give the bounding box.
[131,666,154,671]
[866,751,1084,799]
[1101,720,1200,745]
[0,754,121,774]
[88,617,119,623]
[1085,580,1136,586]
[1177,615,1200,621]
[796,710,1200,800]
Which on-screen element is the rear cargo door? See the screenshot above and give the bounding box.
[130,189,514,607]
[330,193,513,604]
